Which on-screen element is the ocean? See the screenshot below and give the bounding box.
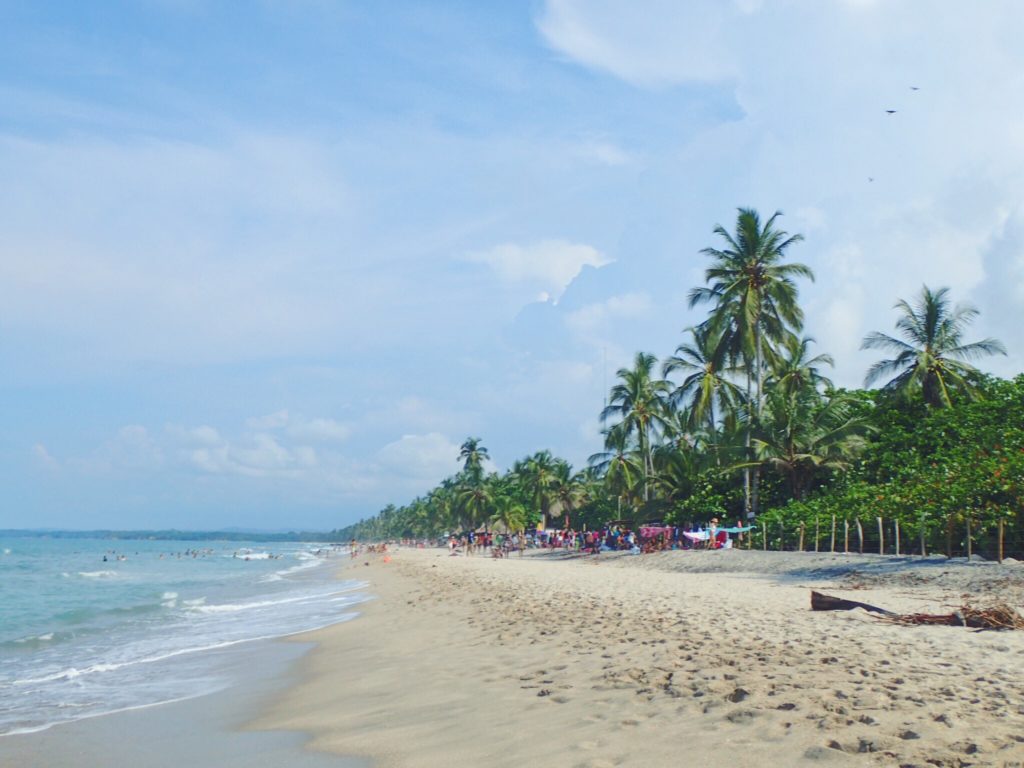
[0,536,367,737]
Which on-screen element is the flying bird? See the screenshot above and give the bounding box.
[910,86,920,91]
[886,109,897,114]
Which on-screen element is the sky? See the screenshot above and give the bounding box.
[2,0,1023,531]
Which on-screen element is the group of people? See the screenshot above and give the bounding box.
[436,519,745,559]
[446,531,526,557]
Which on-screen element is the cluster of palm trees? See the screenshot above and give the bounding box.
[342,208,1006,541]
[595,209,846,517]
[365,439,593,539]
[592,208,1006,519]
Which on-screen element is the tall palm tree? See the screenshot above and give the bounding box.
[458,437,489,484]
[600,351,671,502]
[689,208,812,516]
[861,285,1006,408]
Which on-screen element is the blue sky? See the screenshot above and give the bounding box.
[2,1,1023,531]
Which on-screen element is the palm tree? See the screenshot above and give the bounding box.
[456,482,493,531]
[768,334,834,399]
[650,442,701,507]
[458,437,490,484]
[490,494,528,535]
[513,450,561,525]
[861,285,1006,408]
[427,479,460,532]
[600,351,671,502]
[662,323,742,446]
[588,427,643,516]
[751,388,869,501]
[690,208,812,516]
[550,463,587,528]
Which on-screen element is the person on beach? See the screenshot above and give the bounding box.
[708,518,725,549]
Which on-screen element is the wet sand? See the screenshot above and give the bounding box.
[0,639,366,768]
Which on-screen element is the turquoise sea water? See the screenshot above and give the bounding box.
[0,536,366,736]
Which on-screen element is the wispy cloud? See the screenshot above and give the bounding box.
[466,240,611,302]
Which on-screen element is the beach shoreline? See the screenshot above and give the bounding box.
[0,636,366,768]
[254,546,1024,767]
[5,547,1023,767]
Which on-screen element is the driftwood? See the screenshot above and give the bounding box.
[811,591,1024,630]
[874,604,1024,630]
[810,591,894,615]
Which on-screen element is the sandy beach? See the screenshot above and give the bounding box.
[255,547,1024,768]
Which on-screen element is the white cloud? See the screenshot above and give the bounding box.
[466,240,611,300]
[183,432,311,478]
[168,425,223,447]
[31,443,58,470]
[245,411,350,443]
[287,417,351,443]
[247,410,290,430]
[536,0,1024,385]
[565,292,652,336]
[376,433,464,485]
[537,0,740,87]
[572,139,634,167]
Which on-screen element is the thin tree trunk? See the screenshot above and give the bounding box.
[744,370,752,518]
[752,323,763,518]
[641,428,650,503]
[709,402,721,468]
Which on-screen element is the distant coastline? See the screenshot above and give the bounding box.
[0,529,343,543]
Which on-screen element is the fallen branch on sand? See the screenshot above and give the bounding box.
[810,591,894,615]
[810,591,1024,630]
[873,603,1024,630]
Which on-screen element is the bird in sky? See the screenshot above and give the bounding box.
[886,109,897,114]
[910,86,920,91]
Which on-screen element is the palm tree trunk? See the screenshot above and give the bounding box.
[744,369,752,517]
[752,323,763,518]
[641,425,650,503]
[709,400,721,467]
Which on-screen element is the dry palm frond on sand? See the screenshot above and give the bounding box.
[873,602,1024,630]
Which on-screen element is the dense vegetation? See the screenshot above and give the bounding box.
[338,209,1020,557]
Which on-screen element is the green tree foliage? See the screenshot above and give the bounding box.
[755,377,1024,556]
[689,208,814,516]
[862,285,1006,408]
[337,213,1016,555]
